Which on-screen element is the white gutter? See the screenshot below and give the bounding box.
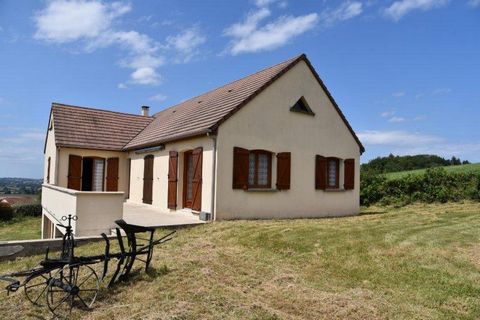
[207,131,217,220]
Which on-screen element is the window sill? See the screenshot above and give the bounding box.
[324,188,345,192]
[245,188,277,192]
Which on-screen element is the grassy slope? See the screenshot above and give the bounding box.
[1,203,480,319]
[0,217,41,241]
[386,163,480,179]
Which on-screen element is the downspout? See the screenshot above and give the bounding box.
[206,130,217,221]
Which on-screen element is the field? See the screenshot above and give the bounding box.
[386,163,480,179]
[0,216,41,241]
[0,203,480,319]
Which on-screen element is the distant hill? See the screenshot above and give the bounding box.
[0,178,42,195]
[362,154,470,174]
[386,163,480,180]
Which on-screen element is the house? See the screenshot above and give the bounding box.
[41,54,364,238]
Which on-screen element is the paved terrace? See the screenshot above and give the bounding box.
[122,202,205,228]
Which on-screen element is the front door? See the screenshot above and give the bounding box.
[183,151,194,208]
[143,155,154,204]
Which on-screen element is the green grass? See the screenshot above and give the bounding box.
[386,163,480,179]
[1,203,480,319]
[0,216,41,241]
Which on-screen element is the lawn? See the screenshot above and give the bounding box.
[0,202,480,319]
[386,163,480,179]
[0,216,41,241]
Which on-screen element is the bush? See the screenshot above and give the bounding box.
[361,168,480,207]
[0,202,14,221]
[12,203,42,217]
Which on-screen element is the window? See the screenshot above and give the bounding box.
[327,158,339,189]
[247,150,272,188]
[290,97,315,116]
[46,157,51,184]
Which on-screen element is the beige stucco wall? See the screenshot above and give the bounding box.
[41,184,123,237]
[128,136,215,213]
[44,115,58,184]
[56,147,129,196]
[214,60,361,220]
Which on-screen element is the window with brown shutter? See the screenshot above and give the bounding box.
[248,150,272,189]
[326,157,340,189]
[276,152,291,190]
[46,157,51,184]
[315,155,327,190]
[191,147,203,211]
[233,147,249,189]
[67,155,82,190]
[167,151,178,209]
[143,155,154,204]
[344,158,355,190]
[106,157,119,191]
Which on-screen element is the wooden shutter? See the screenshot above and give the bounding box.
[232,147,249,189]
[167,151,178,209]
[276,152,291,190]
[191,147,203,211]
[143,155,154,204]
[46,157,51,184]
[315,155,327,190]
[344,158,355,190]
[106,157,119,191]
[67,155,82,190]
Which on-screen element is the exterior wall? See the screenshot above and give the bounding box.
[215,60,361,220]
[128,136,215,213]
[41,184,123,237]
[56,147,129,196]
[44,115,58,184]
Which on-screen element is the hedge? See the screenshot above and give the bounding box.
[11,203,42,217]
[361,167,480,206]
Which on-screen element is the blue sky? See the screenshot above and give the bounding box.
[0,0,479,178]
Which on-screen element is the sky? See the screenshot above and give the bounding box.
[0,0,479,178]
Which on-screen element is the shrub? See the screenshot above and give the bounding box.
[0,202,14,221]
[361,167,480,207]
[12,203,42,217]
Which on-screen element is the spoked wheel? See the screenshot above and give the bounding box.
[46,264,100,318]
[24,271,53,306]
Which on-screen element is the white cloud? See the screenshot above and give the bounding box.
[432,88,452,95]
[381,110,396,118]
[468,0,480,7]
[321,1,363,26]
[225,8,271,39]
[225,12,318,55]
[358,130,443,146]
[117,83,127,89]
[33,1,166,86]
[384,0,449,21]
[388,116,406,123]
[149,93,168,102]
[392,91,406,98]
[34,0,131,43]
[167,28,207,63]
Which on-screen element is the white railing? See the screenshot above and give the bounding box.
[41,184,124,237]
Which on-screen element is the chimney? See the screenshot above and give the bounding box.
[141,105,150,117]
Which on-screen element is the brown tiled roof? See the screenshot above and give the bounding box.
[51,103,153,151]
[124,54,364,153]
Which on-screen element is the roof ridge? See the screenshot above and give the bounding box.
[52,102,154,119]
[153,54,305,118]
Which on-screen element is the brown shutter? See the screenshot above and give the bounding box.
[344,158,355,190]
[106,157,119,191]
[167,151,178,209]
[143,155,154,204]
[232,147,249,189]
[276,152,291,190]
[191,147,203,211]
[46,157,51,184]
[315,155,327,190]
[67,155,82,190]
[127,158,131,199]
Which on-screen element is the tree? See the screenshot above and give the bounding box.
[0,202,13,221]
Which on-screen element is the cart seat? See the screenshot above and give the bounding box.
[114,219,155,234]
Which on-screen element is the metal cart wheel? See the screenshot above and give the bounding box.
[46,264,100,318]
[24,271,53,306]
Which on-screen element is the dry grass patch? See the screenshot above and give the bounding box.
[1,202,480,319]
